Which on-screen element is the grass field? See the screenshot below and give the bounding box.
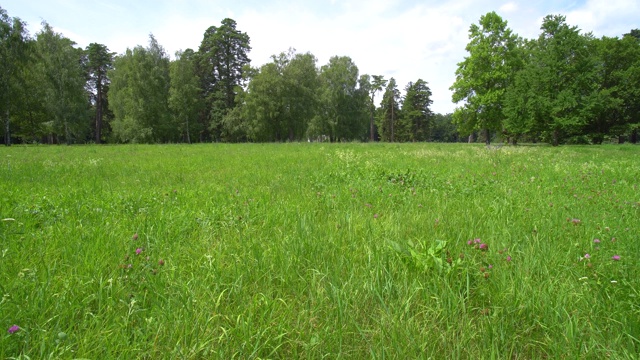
[1,143,639,359]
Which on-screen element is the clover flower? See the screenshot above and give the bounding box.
[8,325,20,334]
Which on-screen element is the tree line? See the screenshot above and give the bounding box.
[1,9,457,145]
[2,6,637,145]
[451,12,640,145]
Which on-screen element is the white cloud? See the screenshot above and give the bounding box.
[499,2,519,13]
[566,0,640,37]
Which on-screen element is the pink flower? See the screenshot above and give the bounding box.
[612,255,621,261]
[135,248,142,255]
[8,325,20,334]
[584,253,591,259]
[478,243,488,251]
[506,256,512,262]
[593,238,600,244]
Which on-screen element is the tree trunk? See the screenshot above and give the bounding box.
[630,129,638,144]
[64,120,71,145]
[95,75,102,144]
[553,129,559,146]
[390,102,395,142]
[468,133,474,143]
[186,118,191,144]
[4,109,10,146]
[369,111,375,142]
[484,128,490,146]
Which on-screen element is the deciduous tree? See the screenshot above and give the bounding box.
[505,15,596,145]
[169,49,203,143]
[36,22,89,144]
[0,7,29,145]
[109,35,173,143]
[451,12,520,145]
[377,77,401,142]
[309,56,367,141]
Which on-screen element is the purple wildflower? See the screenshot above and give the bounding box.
[479,243,488,251]
[612,255,621,261]
[467,240,472,246]
[593,238,600,244]
[8,325,19,334]
[506,255,512,262]
[584,253,591,259]
[135,248,142,255]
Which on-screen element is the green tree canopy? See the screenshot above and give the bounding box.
[36,22,89,144]
[169,48,204,143]
[504,15,596,145]
[309,56,368,141]
[399,79,434,142]
[86,42,114,143]
[197,18,251,141]
[0,7,30,145]
[450,11,520,145]
[377,77,401,142]
[109,35,173,143]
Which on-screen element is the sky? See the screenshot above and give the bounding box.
[3,0,639,114]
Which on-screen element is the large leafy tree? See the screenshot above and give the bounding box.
[242,61,283,141]
[109,35,173,143]
[169,49,204,143]
[309,56,367,141]
[85,43,114,143]
[451,11,520,145]
[377,77,401,142]
[431,113,460,142]
[359,74,387,141]
[197,18,251,141]
[399,79,433,141]
[505,15,596,145]
[244,49,319,142]
[618,31,640,143]
[36,22,89,144]
[0,7,29,145]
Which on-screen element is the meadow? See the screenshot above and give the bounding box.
[0,143,639,359]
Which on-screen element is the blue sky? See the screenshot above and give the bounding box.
[3,0,639,113]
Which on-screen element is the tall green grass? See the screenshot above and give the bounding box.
[1,143,639,358]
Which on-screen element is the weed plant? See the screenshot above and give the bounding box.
[0,143,638,358]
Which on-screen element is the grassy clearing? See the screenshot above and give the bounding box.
[1,143,639,359]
